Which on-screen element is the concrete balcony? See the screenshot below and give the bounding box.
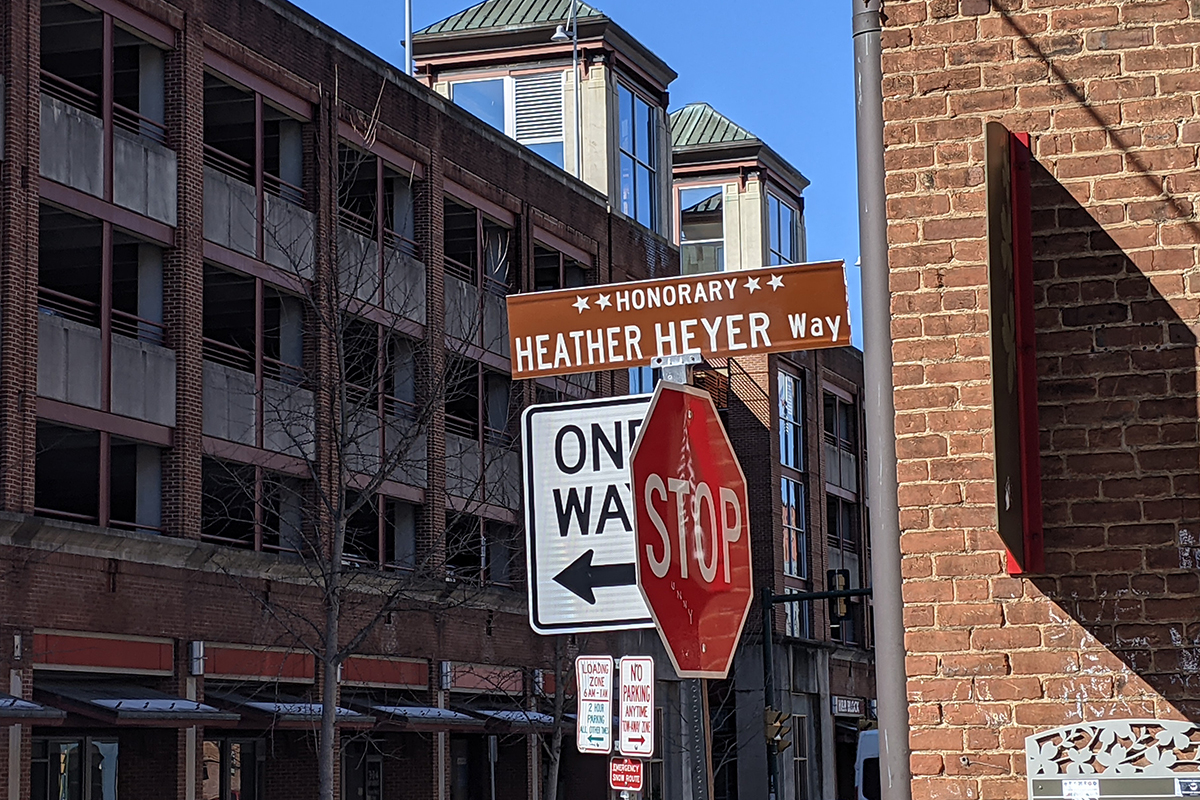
[484,445,521,510]
[386,413,427,489]
[203,166,256,256]
[445,432,481,501]
[37,314,102,409]
[262,377,314,459]
[113,126,176,226]
[202,361,256,445]
[39,94,103,198]
[264,193,314,280]
[110,332,176,426]
[337,225,427,325]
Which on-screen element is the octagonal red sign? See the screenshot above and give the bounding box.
[630,382,753,679]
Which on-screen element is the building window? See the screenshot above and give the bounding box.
[780,372,804,471]
[200,458,308,554]
[31,737,118,800]
[443,197,513,301]
[446,514,518,586]
[824,393,858,494]
[679,185,724,274]
[824,391,863,645]
[40,0,169,147]
[450,73,566,168]
[39,206,167,345]
[791,712,811,800]
[768,192,798,266]
[203,73,306,206]
[343,491,419,570]
[629,366,660,395]
[783,588,810,639]
[35,423,163,533]
[782,477,807,580]
[203,739,261,800]
[203,264,306,386]
[780,370,807,582]
[337,141,420,274]
[618,83,658,231]
[533,244,588,291]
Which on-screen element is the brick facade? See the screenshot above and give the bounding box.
[882,1,1200,798]
[0,0,673,796]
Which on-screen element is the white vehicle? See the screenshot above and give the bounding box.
[855,728,880,800]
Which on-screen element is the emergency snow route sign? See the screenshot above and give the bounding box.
[522,395,655,634]
[575,656,614,754]
[618,657,654,757]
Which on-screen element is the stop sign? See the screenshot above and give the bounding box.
[630,382,753,679]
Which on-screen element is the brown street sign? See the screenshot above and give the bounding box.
[506,261,851,379]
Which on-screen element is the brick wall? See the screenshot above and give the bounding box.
[882,1,1200,798]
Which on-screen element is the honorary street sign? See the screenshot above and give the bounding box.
[631,382,753,679]
[522,395,655,634]
[618,657,655,757]
[576,656,614,754]
[609,758,644,792]
[506,260,850,379]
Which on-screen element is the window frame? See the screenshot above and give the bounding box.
[767,191,800,266]
[449,71,568,168]
[617,79,660,232]
[677,182,725,274]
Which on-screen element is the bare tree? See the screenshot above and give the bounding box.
[199,76,531,800]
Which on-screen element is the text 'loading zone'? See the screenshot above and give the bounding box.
[523,395,655,634]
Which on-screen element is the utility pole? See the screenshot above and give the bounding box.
[853,1,913,799]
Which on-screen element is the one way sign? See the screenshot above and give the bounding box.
[522,395,655,634]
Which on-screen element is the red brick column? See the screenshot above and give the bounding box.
[161,9,206,539]
[0,0,40,513]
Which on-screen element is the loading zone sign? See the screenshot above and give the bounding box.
[522,395,655,634]
[575,656,614,754]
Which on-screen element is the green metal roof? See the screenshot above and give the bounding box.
[417,0,607,36]
[670,103,757,149]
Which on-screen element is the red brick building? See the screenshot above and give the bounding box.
[0,0,674,797]
[880,1,1200,798]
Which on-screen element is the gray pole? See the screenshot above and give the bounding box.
[571,0,583,179]
[404,0,413,76]
[853,2,912,800]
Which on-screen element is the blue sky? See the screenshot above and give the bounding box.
[290,0,864,348]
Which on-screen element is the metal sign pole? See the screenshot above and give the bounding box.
[651,353,711,800]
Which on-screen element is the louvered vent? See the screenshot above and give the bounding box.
[514,72,564,142]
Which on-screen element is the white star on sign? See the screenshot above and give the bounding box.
[597,293,612,310]
[573,295,591,313]
[744,276,762,294]
[768,274,785,291]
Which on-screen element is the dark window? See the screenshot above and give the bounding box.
[533,244,588,292]
[202,739,261,800]
[35,423,161,533]
[31,737,117,800]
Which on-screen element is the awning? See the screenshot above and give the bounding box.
[0,692,65,725]
[35,682,239,727]
[206,690,374,730]
[366,704,488,733]
[471,709,556,733]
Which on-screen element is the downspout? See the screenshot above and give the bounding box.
[852,2,913,800]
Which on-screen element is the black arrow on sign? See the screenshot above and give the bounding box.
[553,550,636,604]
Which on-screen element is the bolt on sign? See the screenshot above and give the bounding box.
[575,655,614,754]
[618,657,654,757]
[506,261,851,380]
